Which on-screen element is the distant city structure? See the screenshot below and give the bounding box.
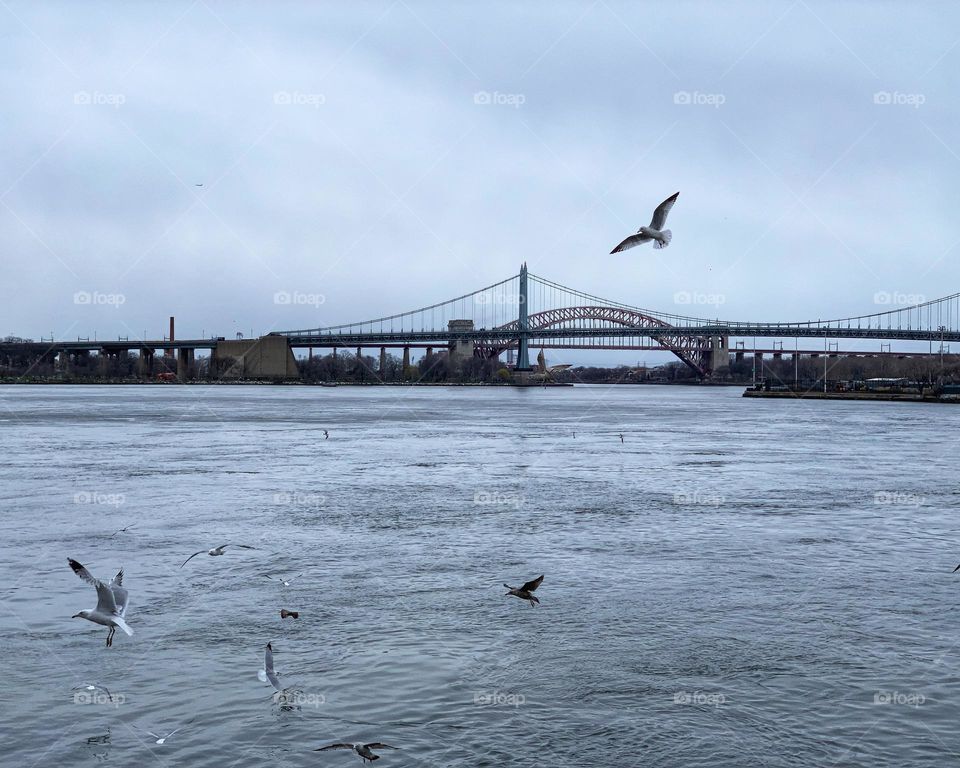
[2,264,958,382]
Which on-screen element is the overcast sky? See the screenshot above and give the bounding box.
[2,1,958,364]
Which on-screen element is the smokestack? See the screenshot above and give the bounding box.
[167,316,175,358]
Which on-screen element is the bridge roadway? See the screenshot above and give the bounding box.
[276,325,960,347]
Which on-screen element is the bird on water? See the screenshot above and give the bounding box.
[180,543,255,568]
[610,191,679,252]
[68,559,133,647]
[504,574,544,606]
[314,742,399,763]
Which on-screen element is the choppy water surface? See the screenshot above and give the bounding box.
[1,384,959,767]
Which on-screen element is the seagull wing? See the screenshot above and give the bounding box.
[69,559,117,613]
[521,575,544,593]
[221,544,255,551]
[110,568,124,587]
[180,551,206,568]
[315,744,354,751]
[649,191,679,230]
[68,558,98,587]
[610,233,653,253]
[264,643,282,690]
[365,743,398,749]
[111,584,129,617]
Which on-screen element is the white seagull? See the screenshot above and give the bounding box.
[133,719,194,745]
[265,573,302,586]
[68,559,133,647]
[180,543,255,568]
[314,742,399,763]
[610,191,680,252]
[258,641,283,691]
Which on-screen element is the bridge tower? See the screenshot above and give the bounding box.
[515,262,532,371]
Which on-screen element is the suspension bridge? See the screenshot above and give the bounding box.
[5,264,958,380]
[273,264,960,378]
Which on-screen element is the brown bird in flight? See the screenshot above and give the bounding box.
[314,742,398,762]
[504,574,544,606]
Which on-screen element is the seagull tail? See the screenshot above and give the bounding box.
[113,617,133,636]
[653,229,672,249]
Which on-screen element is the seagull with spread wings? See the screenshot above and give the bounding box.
[180,543,255,568]
[314,742,399,763]
[258,641,283,691]
[503,574,544,607]
[610,191,679,252]
[68,559,133,647]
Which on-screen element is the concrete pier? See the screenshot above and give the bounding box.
[213,336,298,379]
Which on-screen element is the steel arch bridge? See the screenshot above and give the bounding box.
[475,305,716,376]
[273,264,960,378]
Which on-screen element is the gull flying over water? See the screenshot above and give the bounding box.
[504,574,544,607]
[109,523,136,537]
[280,609,299,620]
[610,191,679,252]
[180,543,255,568]
[258,641,283,691]
[314,742,399,763]
[133,720,193,745]
[265,573,302,586]
[68,559,133,647]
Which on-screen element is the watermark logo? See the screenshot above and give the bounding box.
[475,294,525,306]
[673,490,724,507]
[73,690,125,707]
[873,291,925,306]
[473,91,525,109]
[674,290,726,307]
[278,691,326,708]
[874,690,925,707]
[673,691,726,707]
[874,491,924,508]
[74,90,126,108]
[274,90,325,108]
[873,91,924,108]
[74,491,126,507]
[74,291,126,307]
[474,490,524,508]
[673,90,725,108]
[274,291,326,307]
[273,491,326,507]
[474,690,525,707]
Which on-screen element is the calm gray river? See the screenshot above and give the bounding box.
[0,384,958,767]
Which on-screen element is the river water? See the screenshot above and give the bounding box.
[0,383,958,767]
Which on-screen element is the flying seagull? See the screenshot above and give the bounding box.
[133,720,193,745]
[109,523,136,537]
[323,430,329,439]
[280,609,299,620]
[504,574,544,607]
[265,573,302,586]
[258,641,283,691]
[180,543,255,568]
[68,559,133,647]
[610,191,679,252]
[314,742,399,763]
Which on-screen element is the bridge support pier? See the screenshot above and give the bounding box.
[138,348,154,378]
[447,321,474,370]
[177,348,194,380]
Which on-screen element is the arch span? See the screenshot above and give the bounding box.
[477,305,714,377]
